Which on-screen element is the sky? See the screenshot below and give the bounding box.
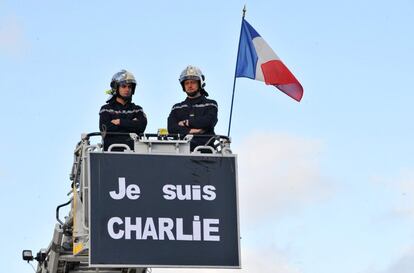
[1,0,414,272]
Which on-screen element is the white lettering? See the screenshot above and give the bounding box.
[107,217,124,239]
[109,177,127,200]
[109,177,141,200]
[176,218,193,240]
[158,218,175,240]
[126,184,140,200]
[162,184,216,201]
[106,217,220,241]
[125,217,142,239]
[192,215,201,241]
[192,185,201,200]
[142,217,158,240]
[203,218,220,241]
[176,185,192,200]
[202,185,216,201]
[162,184,176,200]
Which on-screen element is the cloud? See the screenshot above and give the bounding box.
[0,15,28,57]
[366,170,414,273]
[235,132,332,223]
[371,169,414,220]
[153,245,301,273]
[393,170,414,218]
[378,247,414,273]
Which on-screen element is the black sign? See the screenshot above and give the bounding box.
[89,152,240,268]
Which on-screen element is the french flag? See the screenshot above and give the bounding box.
[235,19,304,102]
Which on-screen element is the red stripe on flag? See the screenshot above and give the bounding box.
[261,60,303,101]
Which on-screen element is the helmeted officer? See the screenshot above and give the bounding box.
[168,65,218,151]
[99,69,147,151]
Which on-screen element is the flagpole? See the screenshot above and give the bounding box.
[227,6,246,137]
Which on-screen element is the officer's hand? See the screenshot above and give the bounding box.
[178,120,189,127]
[189,128,205,134]
[111,119,120,125]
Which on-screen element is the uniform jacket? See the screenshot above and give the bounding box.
[99,99,147,150]
[168,95,218,150]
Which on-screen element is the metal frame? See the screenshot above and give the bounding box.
[25,132,239,272]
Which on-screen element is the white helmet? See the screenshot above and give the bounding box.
[179,65,206,91]
[110,69,137,95]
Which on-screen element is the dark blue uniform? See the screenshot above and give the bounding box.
[168,95,218,150]
[99,99,147,151]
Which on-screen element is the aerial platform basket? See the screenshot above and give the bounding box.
[23,132,240,273]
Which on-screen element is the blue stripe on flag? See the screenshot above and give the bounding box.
[235,19,259,79]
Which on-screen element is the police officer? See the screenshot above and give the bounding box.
[99,69,147,151]
[168,65,218,151]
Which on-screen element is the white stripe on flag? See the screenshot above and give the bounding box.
[252,37,280,82]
